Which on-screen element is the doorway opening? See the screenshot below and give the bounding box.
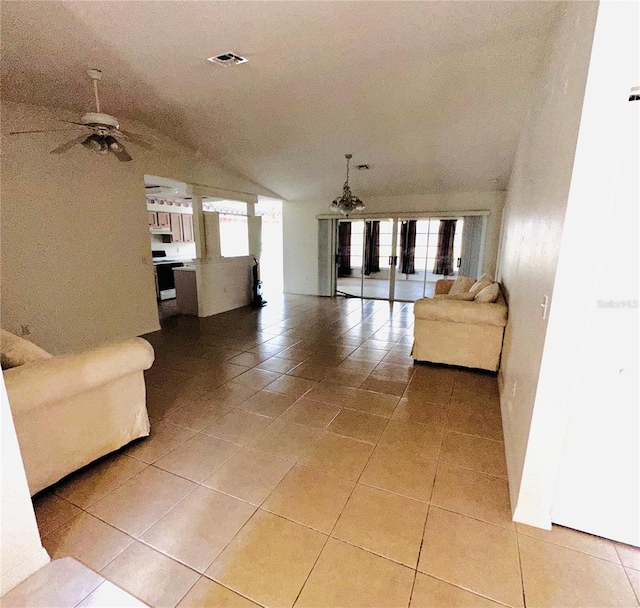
[145,175,194,321]
[256,197,284,297]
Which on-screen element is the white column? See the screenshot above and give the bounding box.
[246,196,262,259]
[204,212,222,259]
[190,192,206,259]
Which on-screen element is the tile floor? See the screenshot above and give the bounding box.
[31,295,639,608]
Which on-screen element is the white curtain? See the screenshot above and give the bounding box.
[459,215,483,278]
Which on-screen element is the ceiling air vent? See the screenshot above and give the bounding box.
[207,53,248,66]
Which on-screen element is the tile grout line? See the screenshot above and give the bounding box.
[514,527,528,608]
[408,371,450,607]
[290,402,396,607]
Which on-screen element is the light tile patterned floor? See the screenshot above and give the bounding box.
[31,295,639,608]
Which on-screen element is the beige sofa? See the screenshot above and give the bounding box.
[413,278,508,372]
[1,330,154,495]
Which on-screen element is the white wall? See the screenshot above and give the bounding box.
[1,101,277,354]
[284,191,505,295]
[196,257,254,317]
[496,0,608,528]
[0,375,49,596]
[505,0,638,541]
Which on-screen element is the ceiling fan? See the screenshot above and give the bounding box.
[9,69,155,162]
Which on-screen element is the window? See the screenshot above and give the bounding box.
[219,214,249,257]
[203,199,249,258]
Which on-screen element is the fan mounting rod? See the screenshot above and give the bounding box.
[87,68,103,113]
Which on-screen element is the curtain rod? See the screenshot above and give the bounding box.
[316,210,490,220]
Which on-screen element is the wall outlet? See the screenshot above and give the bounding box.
[21,324,31,336]
[541,295,549,320]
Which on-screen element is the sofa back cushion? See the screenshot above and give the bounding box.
[449,276,476,295]
[474,283,501,303]
[469,279,492,295]
[1,329,52,370]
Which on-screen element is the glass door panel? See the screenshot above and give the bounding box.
[362,218,396,300]
[391,217,466,302]
[394,219,431,302]
[336,219,364,298]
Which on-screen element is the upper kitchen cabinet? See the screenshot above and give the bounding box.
[165,212,194,243]
[169,213,183,242]
[157,212,171,230]
[149,211,171,231]
[182,214,194,242]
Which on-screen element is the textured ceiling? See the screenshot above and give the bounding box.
[1,1,561,201]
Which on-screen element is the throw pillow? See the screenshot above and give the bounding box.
[0,329,52,370]
[434,293,476,301]
[474,283,500,303]
[469,279,492,295]
[449,276,476,295]
[478,273,494,283]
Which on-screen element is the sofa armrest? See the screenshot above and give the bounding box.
[3,338,155,415]
[435,280,454,295]
[414,298,508,327]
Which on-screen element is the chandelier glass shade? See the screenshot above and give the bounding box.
[330,154,365,216]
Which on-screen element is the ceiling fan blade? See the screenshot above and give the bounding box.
[50,135,89,155]
[59,119,90,127]
[9,128,86,135]
[119,129,155,150]
[110,143,132,162]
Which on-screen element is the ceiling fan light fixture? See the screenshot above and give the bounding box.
[82,133,106,152]
[105,135,122,152]
[330,154,365,217]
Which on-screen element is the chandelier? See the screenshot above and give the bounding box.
[330,154,365,216]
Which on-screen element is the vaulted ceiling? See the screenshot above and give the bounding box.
[1,1,561,201]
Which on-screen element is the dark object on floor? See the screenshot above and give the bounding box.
[252,257,267,308]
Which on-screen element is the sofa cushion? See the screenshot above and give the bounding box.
[414,298,508,327]
[449,276,476,295]
[1,329,52,370]
[469,279,492,295]
[474,283,501,303]
[478,273,494,283]
[435,292,476,301]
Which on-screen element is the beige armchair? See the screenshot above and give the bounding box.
[1,330,154,495]
[413,279,508,372]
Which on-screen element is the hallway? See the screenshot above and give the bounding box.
[31,295,638,607]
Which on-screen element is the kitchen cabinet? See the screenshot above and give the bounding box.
[148,211,171,230]
[169,213,183,242]
[148,210,194,242]
[181,214,194,242]
[157,212,171,230]
[165,213,194,243]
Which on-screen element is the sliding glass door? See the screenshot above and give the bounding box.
[335,215,474,303]
[362,218,398,300]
